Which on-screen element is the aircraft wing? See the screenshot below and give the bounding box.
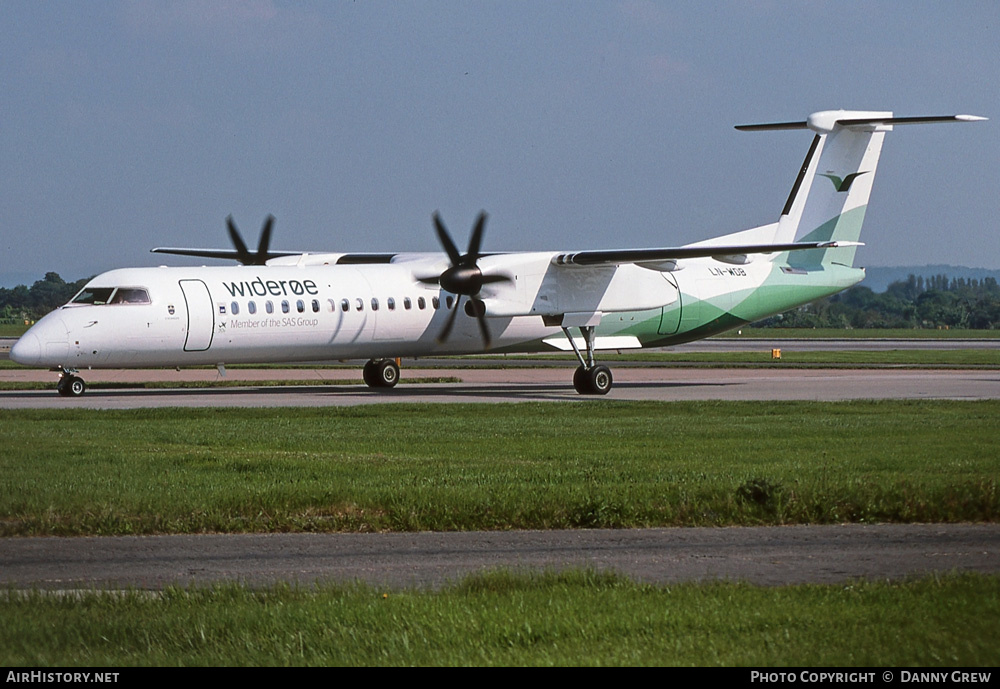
[150,247,303,262]
[551,240,862,267]
[150,247,398,264]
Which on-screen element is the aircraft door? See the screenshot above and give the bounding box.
[179,279,215,352]
[658,273,682,335]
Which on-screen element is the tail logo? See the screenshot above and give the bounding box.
[819,171,869,192]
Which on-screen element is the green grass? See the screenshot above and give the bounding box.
[584,349,1000,367]
[1,401,997,536]
[719,327,1000,339]
[0,323,30,337]
[2,571,997,666]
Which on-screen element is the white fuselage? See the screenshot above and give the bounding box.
[11,254,683,369]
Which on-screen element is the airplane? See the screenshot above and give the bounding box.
[10,109,985,397]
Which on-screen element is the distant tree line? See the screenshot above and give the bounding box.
[754,274,1000,330]
[3,271,1000,329]
[0,273,92,323]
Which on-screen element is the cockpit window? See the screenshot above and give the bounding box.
[71,287,150,306]
[110,288,151,305]
[71,287,115,305]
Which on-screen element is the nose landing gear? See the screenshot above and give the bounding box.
[56,369,87,397]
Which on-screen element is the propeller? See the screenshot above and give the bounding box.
[226,214,275,265]
[418,211,511,348]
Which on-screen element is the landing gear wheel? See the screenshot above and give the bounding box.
[587,365,613,395]
[573,365,613,395]
[57,375,86,397]
[363,359,400,389]
[376,359,399,388]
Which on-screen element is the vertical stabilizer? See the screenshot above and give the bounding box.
[736,110,985,269]
[789,110,891,267]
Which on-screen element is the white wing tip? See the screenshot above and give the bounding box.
[819,241,865,248]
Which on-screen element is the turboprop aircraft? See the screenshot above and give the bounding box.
[11,109,985,396]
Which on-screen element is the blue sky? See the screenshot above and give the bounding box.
[2,1,997,286]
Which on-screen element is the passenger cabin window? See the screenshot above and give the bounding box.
[446,296,454,309]
[355,298,364,311]
[387,297,395,311]
[266,301,274,314]
[248,301,257,315]
[231,301,239,315]
[432,296,440,310]
[417,296,426,310]
[312,299,320,313]
[371,298,379,311]
[341,299,350,312]
[403,297,412,310]
[296,299,305,313]
[281,300,290,314]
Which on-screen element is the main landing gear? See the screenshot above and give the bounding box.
[362,358,400,389]
[56,368,87,397]
[562,326,613,395]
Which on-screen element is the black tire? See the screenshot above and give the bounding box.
[573,365,590,394]
[60,376,86,397]
[586,365,613,395]
[362,359,378,387]
[376,359,399,388]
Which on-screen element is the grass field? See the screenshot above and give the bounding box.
[1,400,996,536]
[718,327,1000,339]
[572,350,1000,367]
[3,400,998,667]
[3,571,997,666]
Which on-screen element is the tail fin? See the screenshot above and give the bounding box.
[737,111,986,268]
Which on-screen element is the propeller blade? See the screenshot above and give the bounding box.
[479,273,513,285]
[466,211,488,263]
[436,295,462,343]
[475,311,492,349]
[432,212,463,265]
[256,214,275,263]
[226,216,251,264]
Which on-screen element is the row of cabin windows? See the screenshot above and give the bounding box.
[225,299,320,316]
[341,295,453,312]
[224,295,456,316]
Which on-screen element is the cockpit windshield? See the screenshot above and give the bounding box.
[70,287,150,306]
[109,288,151,304]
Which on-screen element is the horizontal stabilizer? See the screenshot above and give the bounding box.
[737,113,986,133]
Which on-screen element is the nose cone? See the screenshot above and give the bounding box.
[10,332,42,366]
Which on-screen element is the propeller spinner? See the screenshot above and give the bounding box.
[418,211,511,347]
